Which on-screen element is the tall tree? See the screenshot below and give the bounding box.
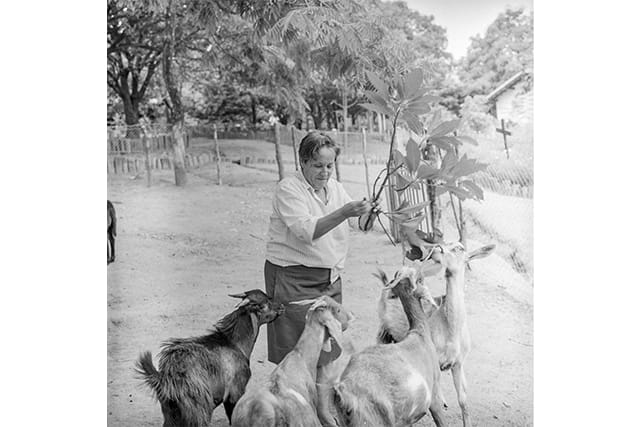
[459,7,533,96]
[107,0,164,127]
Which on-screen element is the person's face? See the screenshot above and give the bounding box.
[302,146,336,191]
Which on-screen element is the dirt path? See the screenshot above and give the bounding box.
[107,162,532,426]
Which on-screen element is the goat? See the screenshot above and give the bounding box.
[316,332,357,427]
[135,290,284,427]
[107,200,116,264]
[231,296,353,427]
[333,267,447,427]
[377,241,495,427]
[375,266,442,345]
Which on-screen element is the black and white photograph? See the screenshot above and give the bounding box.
[107,0,533,425]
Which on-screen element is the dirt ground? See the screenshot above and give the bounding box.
[107,160,533,426]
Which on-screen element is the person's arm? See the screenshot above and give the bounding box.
[312,200,370,239]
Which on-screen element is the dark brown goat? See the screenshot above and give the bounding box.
[136,290,284,427]
[107,200,116,264]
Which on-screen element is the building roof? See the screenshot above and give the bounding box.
[486,71,527,101]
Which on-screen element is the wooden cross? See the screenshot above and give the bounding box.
[496,119,512,159]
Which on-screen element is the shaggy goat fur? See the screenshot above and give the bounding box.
[136,290,283,427]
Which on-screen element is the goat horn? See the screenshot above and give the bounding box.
[228,293,247,299]
[289,298,319,306]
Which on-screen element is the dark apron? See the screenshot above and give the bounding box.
[264,260,342,366]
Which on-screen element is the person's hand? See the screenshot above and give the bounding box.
[370,199,382,216]
[341,198,371,218]
[357,198,382,231]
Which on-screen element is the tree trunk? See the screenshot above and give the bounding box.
[250,94,257,126]
[162,1,187,187]
[123,96,140,126]
[425,144,441,231]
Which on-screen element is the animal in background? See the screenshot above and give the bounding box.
[107,200,116,264]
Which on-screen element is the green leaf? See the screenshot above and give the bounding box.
[416,228,443,243]
[428,137,453,152]
[430,119,461,137]
[392,149,405,166]
[416,162,439,180]
[402,111,424,136]
[365,71,389,101]
[456,135,479,146]
[405,138,421,174]
[449,154,487,178]
[393,172,414,192]
[393,201,430,216]
[429,109,442,131]
[359,102,394,117]
[429,136,461,149]
[461,179,484,200]
[440,150,457,174]
[442,184,472,200]
[405,97,438,116]
[403,69,423,96]
[363,91,393,111]
[400,213,426,229]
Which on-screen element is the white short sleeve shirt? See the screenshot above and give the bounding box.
[265,171,354,281]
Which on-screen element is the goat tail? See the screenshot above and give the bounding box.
[135,351,163,397]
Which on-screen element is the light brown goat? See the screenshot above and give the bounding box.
[333,267,447,427]
[231,296,353,427]
[377,241,495,427]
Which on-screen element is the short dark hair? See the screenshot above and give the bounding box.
[298,131,340,164]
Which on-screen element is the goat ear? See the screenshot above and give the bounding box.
[323,316,344,352]
[466,244,496,262]
[372,269,388,286]
[228,292,248,299]
[415,283,439,309]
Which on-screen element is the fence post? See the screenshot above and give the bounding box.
[143,133,152,187]
[214,123,222,185]
[291,127,299,171]
[361,128,371,197]
[274,124,285,181]
[332,128,341,182]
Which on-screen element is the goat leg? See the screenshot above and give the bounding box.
[429,383,448,427]
[316,367,339,427]
[451,363,470,427]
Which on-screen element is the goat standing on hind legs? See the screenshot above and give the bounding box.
[135,290,284,427]
[378,240,496,427]
[107,200,116,264]
[333,268,447,427]
[231,296,353,427]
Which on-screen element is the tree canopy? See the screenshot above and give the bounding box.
[107,1,533,128]
[458,8,533,96]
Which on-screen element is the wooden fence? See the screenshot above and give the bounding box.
[107,133,191,154]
